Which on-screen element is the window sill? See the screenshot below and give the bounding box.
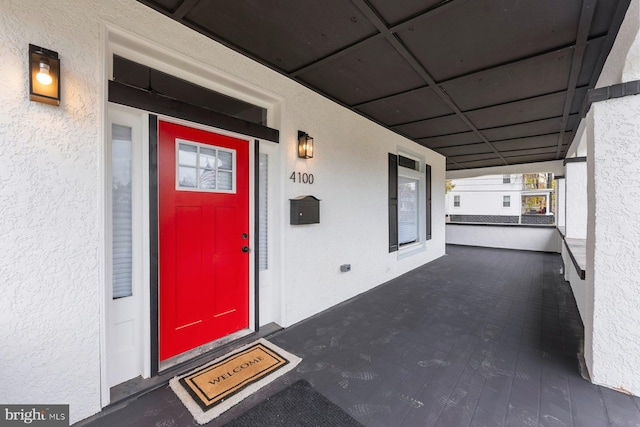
[398,241,426,259]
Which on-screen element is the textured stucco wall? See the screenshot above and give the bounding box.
[587,97,640,396]
[446,224,559,252]
[1,0,446,422]
[0,2,103,422]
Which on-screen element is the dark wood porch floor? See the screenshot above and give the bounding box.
[78,245,640,427]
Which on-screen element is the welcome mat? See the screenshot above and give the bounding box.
[169,339,301,425]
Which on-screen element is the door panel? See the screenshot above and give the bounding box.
[159,120,249,361]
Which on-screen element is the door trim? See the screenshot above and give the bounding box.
[108,80,279,143]
[104,23,282,406]
[149,115,259,374]
[149,114,160,376]
[253,139,260,333]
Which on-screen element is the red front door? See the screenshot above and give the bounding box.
[158,120,249,361]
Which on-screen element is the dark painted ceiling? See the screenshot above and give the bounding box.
[138,0,630,170]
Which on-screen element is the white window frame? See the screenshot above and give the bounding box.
[397,151,426,259]
[175,139,237,193]
[453,195,460,207]
[503,195,511,208]
[503,174,511,184]
[105,104,151,392]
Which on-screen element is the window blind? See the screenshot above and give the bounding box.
[398,176,419,245]
[258,153,268,271]
[112,124,133,299]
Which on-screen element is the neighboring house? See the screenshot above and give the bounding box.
[446,173,555,225]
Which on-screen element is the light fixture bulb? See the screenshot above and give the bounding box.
[36,61,52,85]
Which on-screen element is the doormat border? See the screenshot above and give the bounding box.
[169,338,301,425]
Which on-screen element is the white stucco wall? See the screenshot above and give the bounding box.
[0,0,446,422]
[0,2,103,422]
[555,178,566,228]
[571,0,640,396]
[564,161,588,239]
[446,224,559,252]
[587,96,640,396]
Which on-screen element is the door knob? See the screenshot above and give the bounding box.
[242,246,250,253]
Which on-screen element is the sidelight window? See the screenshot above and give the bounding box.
[111,124,133,299]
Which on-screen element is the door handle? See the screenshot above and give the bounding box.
[242,246,251,253]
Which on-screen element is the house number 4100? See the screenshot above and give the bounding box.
[290,171,314,184]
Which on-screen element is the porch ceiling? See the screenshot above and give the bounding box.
[137,0,630,170]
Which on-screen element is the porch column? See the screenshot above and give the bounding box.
[586,86,640,396]
[555,176,566,229]
[564,158,587,239]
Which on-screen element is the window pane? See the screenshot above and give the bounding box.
[200,169,216,189]
[178,166,197,188]
[178,143,197,166]
[217,171,233,190]
[199,147,216,169]
[112,124,133,299]
[176,142,235,193]
[398,176,419,245]
[218,151,233,170]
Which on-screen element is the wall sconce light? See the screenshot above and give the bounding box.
[298,131,314,159]
[29,44,60,106]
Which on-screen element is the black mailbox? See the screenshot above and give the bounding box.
[290,195,320,225]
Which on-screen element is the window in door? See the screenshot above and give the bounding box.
[176,140,236,193]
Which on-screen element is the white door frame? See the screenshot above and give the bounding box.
[104,103,152,392]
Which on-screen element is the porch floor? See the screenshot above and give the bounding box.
[78,245,640,426]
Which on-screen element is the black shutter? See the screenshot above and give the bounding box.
[389,153,398,252]
[426,164,432,241]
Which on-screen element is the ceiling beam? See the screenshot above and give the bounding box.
[350,0,509,166]
[172,0,200,20]
[351,36,604,111]
[290,33,385,77]
[290,0,466,78]
[555,0,596,159]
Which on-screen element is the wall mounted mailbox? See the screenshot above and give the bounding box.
[290,195,320,225]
